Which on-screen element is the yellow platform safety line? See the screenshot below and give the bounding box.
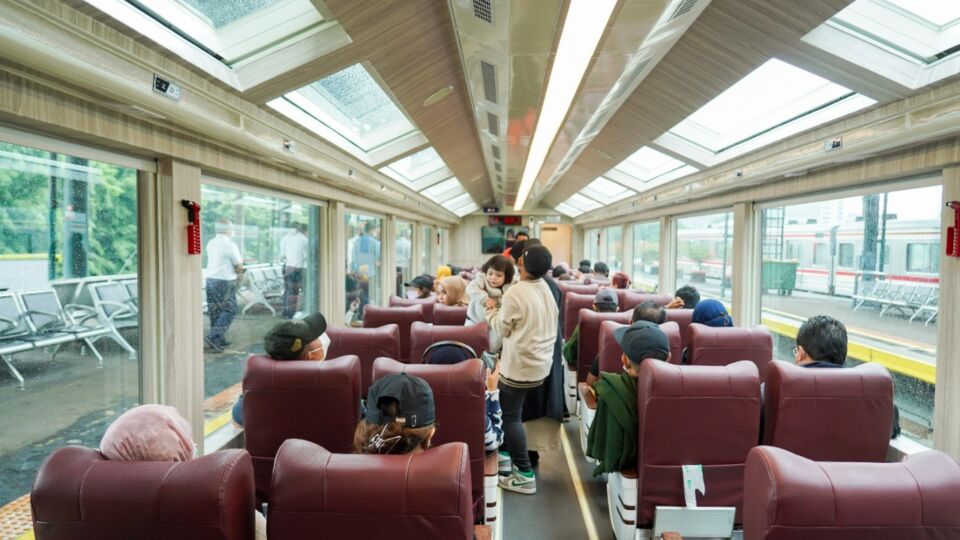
[0,253,46,261]
[16,528,34,540]
[761,316,936,385]
[203,410,233,437]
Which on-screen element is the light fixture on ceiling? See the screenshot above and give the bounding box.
[513,0,617,211]
[423,85,455,107]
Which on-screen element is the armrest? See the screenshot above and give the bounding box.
[577,382,597,410]
[97,301,135,320]
[0,316,16,331]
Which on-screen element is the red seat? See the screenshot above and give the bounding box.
[372,357,486,521]
[583,276,611,286]
[389,295,436,323]
[744,446,960,540]
[31,446,254,540]
[597,321,682,373]
[556,282,600,297]
[409,321,490,363]
[364,304,426,360]
[686,324,773,380]
[762,361,894,462]
[576,310,631,382]
[616,290,672,312]
[636,360,761,526]
[434,303,468,325]
[243,355,361,502]
[563,292,597,339]
[269,440,473,540]
[664,309,694,350]
[326,325,401,397]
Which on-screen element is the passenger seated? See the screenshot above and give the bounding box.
[404,274,435,299]
[691,299,733,328]
[584,300,666,387]
[231,312,328,426]
[611,271,631,289]
[794,315,901,438]
[593,262,610,279]
[100,404,267,539]
[466,254,515,352]
[436,275,469,307]
[423,342,504,452]
[586,321,670,475]
[665,284,700,309]
[563,289,618,378]
[354,373,437,455]
[577,259,592,278]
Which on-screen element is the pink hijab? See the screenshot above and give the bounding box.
[438,276,469,306]
[100,404,194,462]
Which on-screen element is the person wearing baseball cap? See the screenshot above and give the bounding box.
[563,288,619,380]
[231,313,329,426]
[404,274,434,299]
[353,373,437,455]
[587,321,671,475]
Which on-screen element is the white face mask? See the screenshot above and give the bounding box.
[318,332,331,361]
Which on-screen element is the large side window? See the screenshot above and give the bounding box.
[199,183,322,431]
[603,225,623,272]
[675,211,734,301]
[346,212,382,325]
[760,185,941,444]
[0,140,140,506]
[631,222,660,292]
[395,220,413,296]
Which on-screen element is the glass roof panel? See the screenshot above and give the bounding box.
[885,0,960,27]
[422,177,463,200]
[177,0,275,28]
[565,193,603,212]
[454,202,479,217]
[828,0,960,64]
[668,59,862,153]
[614,146,691,182]
[578,177,635,204]
[447,192,475,211]
[380,147,447,184]
[555,203,584,217]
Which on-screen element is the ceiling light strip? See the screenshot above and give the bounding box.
[513,0,617,211]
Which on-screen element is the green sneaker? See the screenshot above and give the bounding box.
[497,451,512,475]
[499,466,536,495]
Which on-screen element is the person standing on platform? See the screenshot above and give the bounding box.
[205,219,242,352]
[279,222,308,319]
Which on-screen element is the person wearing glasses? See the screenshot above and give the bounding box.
[231,313,329,427]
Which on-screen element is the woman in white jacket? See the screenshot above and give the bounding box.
[466,255,516,352]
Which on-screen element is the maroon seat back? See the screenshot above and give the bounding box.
[364,304,425,360]
[326,325,401,396]
[744,446,960,540]
[269,440,473,540]
[409,321,490,364]
[243,355,361,501]
[597,321,682,373]
[637,360,761,526]
[616,290,672,312]
[664,309,694,349]
[687,324,773,380]
[583,276,611,286]
[32,446,254,540]
[434,303,468,326]
[763,362,894,462]
[389,295,436,323]
[564,292,597,339]
[372,357,486,521]
[576,310,631,381]
[557,282,600,297]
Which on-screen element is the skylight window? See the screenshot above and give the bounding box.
[657,59,875,162]
[886,0,960,26]
[564,193,603,213]
[554,202,584,218]
[453,201,480,217]
[831,0,960,63]
[614,146,690,182]
[380,147,449,186]
[579,177,635,203]
[422,178,464,202]
[129,0,324,64]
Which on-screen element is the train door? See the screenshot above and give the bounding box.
[541,224,572,266]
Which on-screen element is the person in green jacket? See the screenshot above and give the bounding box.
[563,288,618,372]
[586,320,671,476]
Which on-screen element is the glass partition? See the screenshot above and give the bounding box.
[603,225,623,272]
[395,220,413,296]
[675,211,734,302]
[420,224,432,276]
[759,184,940,444]
[583,228,599,265]
[0,140,140,506]
[631,222,661,292]
[200,183,321,428]
[346,212,382,325]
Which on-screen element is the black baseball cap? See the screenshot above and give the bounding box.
[521,245,552,278]
[404,275,433,289]
[594,289,618,308]
[264,312,327,360]
[614,320,670,365]
[365,373,436,428]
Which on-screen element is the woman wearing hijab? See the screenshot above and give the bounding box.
[691,299,734,327]
[436,275,469,306]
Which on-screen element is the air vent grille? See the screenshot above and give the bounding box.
[669,0,697,20]
[487,112,500,137]
[494,161,502,172]
[491,145,501,160]
[473,0,493,23]
[480,61,498,104]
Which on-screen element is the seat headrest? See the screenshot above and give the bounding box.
[433,303,468,326]
[762,361,894,462]
[557,282,600,296]
[269,440,473,540]
[616,290,673,312]
[597,321,682,373]
[363,303,425,325]
[409,321,490,364]
[326,325,401,396]
[744,446,960,540]
[663,309,694,347]
[372,356,485,396]
[563,292,598,339]
[388,296,436,323]
[687,324,773,378]
[32,446,254,540]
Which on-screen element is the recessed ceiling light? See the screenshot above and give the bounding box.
[423,85,455,107]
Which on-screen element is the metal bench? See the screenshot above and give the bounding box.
[20,289,112,368]
[852,280,888,311]
[88,282,138,358]
[0,293,35,390]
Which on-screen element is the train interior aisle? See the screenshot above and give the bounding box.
[2,0,960,538]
